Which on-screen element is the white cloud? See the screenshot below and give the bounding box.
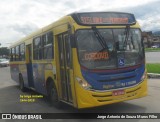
[0,0,159,47]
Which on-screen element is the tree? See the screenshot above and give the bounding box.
[0,47,9,58]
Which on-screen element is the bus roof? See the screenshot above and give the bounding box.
[10,12,138,48]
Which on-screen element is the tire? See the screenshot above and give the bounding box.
[48,81,61,108]
[19,74,26,92]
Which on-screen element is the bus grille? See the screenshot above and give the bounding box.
[98,75,136,82]
[92,86,141,102]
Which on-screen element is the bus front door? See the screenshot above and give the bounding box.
[26,44,34,88]
[58,33,73,103]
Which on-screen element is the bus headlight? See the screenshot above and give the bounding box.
[141,71,146,81]
[76,77,92,90]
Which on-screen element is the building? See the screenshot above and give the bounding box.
[142,31,160,48]
[142,31,153,48]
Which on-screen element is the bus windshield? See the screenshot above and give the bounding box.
[76,28,144,69]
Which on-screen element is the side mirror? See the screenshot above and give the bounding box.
[67,24,76,48]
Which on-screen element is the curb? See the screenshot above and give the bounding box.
[145,51,160,52]
[147,73,160,79]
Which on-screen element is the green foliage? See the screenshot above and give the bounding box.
[145,48,160,52]
[146,63,160,74]
[0,47,9,57]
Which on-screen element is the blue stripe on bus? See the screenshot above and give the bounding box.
[81,64,145,90]
[32,63,47,95]
[27,63,34,87]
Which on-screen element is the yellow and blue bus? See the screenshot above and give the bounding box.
[10,12,147,109]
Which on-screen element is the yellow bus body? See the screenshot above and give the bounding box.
[10,12,147,109]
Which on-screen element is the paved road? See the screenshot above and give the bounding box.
[145,52,160,63]
[0,67,160,122]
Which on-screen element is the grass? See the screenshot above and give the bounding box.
[146,63,160,74]
[145,48,160,52]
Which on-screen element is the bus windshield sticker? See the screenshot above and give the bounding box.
[118,58,125,66]
[82,52,109,61]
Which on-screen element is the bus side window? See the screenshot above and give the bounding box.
[20,43,25,61]
[15,46,20,61]
[42,32,53,59]
[10,49,12,61]
[33,37,42,60]
[11,48,15,61]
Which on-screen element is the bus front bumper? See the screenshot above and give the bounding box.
[75,78,148,109]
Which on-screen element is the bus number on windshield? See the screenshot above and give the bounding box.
[83,52,109,61]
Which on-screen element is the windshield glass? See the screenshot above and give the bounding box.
[76,28,144,69]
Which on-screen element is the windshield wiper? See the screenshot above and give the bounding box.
[123,25,130,49]
[91,26,109,52]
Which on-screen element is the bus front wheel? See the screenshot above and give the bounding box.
[48,82,61,108]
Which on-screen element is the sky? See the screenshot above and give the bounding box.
[0,0,160,47]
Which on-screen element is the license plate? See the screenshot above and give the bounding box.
[112,90,125,96]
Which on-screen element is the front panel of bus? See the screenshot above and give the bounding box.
[70,12,147,108]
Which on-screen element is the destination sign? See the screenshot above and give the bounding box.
[81,17,128,24]
[72,12,136,25]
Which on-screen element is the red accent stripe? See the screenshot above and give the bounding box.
[10,64,18,67]
[81,60,144,73]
